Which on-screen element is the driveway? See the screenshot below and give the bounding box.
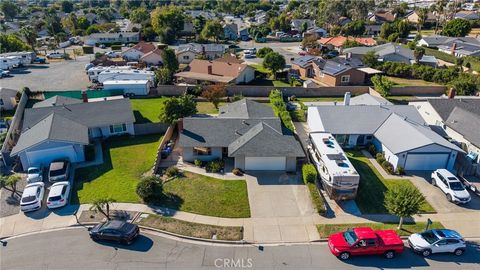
[408,171,480,213]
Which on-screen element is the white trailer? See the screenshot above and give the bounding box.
[86,66,132,82]
[103,79,151,96]
[0,58,16,70]
[0,52,35,65]
[97,69,155,84]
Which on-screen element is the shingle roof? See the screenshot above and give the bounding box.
[218,99,275,118]
[343,43,414,60]
[23,98,135,131]
[176,59,250,82]
[129,41,156,54]
[11,113,89,155]
[350,93,393,106]
[228,122,304,157]
[33,96,82,108]
[427,98,480,121]
[445,107,480,148]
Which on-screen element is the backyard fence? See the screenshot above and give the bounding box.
[153,125,175,174]
[1,91,28,167]
[134,123,169,135]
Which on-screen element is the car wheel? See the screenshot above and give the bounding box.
[384,251,395,259]
[422,249,431,257]
[454,249,464,256]
[447,194,453,202]
[339,252,350,260]
[431,179,436,186]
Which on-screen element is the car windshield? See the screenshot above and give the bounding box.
[420,231,439,244]
[343,230,358,245]
[28,168,40,174]
[449,181,464,191]
[48,195,61,201]
[21,195,36,203]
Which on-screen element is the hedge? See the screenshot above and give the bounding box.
[302,163,318,184]
[269,90,295,131]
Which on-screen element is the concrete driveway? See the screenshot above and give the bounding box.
[408,171,480,213]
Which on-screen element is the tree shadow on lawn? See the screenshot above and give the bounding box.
[71,134,162,204]
[133,110,152,124]
[149,193,185,215]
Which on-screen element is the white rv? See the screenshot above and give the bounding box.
[0,58,16,70]
[0,52,35,65]
[308,132,360,200]
[97,69,155,84]
[86,66,132,82]
[103,79,151,96]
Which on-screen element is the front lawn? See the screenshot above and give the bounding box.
[72,134,163,204]
[387,76,441,87]
[158,172,251,218]
[346,151,435,214]
[317,222,444,238]
[196,101,226,114]
[130,97,167,123]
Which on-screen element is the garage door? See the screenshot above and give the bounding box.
[26,146,78,167]
[245,157,286,171]
[404,153,449,171]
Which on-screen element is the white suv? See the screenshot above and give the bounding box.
[20,182,45,212]
[431,169,471,204]
[408,229,466,257]
[47,181,70,209]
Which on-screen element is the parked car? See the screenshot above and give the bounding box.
[46,52,65,59]
[431,169,471,204]
[48,160,71,182]
[0,119,8,133]
[328,227,404,260]
[99,44,106,49]
[47,181,70,209]
[0,69,10,78]
[89,220,140,245]
[33,57,46,64]
[105,51,121,58]
[26,166,43,183]
[20,182,45,212]
[244,53,256,59]
[408,229,466,257]
[84,63,94,71]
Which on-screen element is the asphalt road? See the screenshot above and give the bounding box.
[1,228,479,270]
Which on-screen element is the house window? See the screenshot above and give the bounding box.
[183,55,190,60]
[193,147,211,156]
[109,123,127,134]
[341,75,350,83]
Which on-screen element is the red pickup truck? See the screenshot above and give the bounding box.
[328,227,405,260]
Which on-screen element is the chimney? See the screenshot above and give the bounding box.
[448,88,456,99]
[346,52,352,59]
[451,43,457,55]
[81,90,88,103]
[177,118,184,133]
[207,65,213,75]
[343,92,351,106]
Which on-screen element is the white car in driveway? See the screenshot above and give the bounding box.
[27,167,43,183]
[408,229,466,257]
[20,182,45,212]
[431,169,471,204]
[47,181,70,209]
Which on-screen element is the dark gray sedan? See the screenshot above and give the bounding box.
[89,220,140,245]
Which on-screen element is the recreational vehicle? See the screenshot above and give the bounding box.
[103,79,151,96]
[0,58,16,70]
[86,66,132,82]
[96,69,155,84]
[308,132,360,200]
[0,52,35,65]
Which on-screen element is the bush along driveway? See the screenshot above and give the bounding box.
[346,150,435,214]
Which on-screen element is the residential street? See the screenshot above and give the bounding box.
[1,228,479,270]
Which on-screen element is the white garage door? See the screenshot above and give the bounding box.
[26,145,78,167]
[245,157,286,171]
[404,153,449,171]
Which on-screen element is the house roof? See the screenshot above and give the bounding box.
[445,107,480,148]
[291,56,316,68]
[218,99,275,118]
[224,23,238,34]
[87,32,139,39]
[128,41,156,54]
[213,54,244,64]
[140,48,163,60]
[174,72,235,83]
[419,36,480,47]
[370,10,396,22]
[228,122,304,157]
[344,43,414,60]
[33,96,82,108]
[177,43,225,54]
[292,56,363,76]
[438,40,480,55]
[11,113,89,155]
[455,11,480,20]
[349,93,393,106]
[427,98,480,121]
[23,98,135,131]
[175,59,250,82]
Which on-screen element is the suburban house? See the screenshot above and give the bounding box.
[367,10,396,24]
[11,96,135,169]
[454,10,480,20]
[84,32,140,46]
[179,99,305,171]
[291,56,366,86]
[417,36,480,48]
[223,23,249,41]
[307,103,462,171]
[303,27,328,39]
[318,36,377,51]
[365,24,382,36]
[176,43,225,64]
[291,19,316,31]
[122,41,159,61]
[343,43,438,66]
[438,40,480,57]
[139,49,164,66]
[0,88,18,111]
[405,10,436,24]
[410,96,480,164]
[174,58,255,84]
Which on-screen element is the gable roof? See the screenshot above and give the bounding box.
[140,48,163,60]
[318,36,376,47]
[11,113,89,155]
[228,122,304,157]
[33,96,82,108]
[175,59,251,82]
[218,99,275,118]
[177,43,225,54]
[350,93,393,106]
[427,98,480,121]
[23,98,135,131]
[445,107,480,148]
[129,41,156,54]
[292,56,363,76]
[343,43,414,60]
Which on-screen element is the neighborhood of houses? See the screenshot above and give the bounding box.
[1,0,480,266]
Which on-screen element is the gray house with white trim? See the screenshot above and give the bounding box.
[11,96,135,169]
[179,99,304,171]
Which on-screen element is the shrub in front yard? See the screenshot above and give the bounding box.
[376,153,386,164]
[194,159,203,167]
[136,176,163,202]
[302,163,317,184]
[396,166,405,175]
[381,160,394,174]
[232,168,243,176]
[206,159,224,173]
[166,166,180,177]
[368,144,377,156]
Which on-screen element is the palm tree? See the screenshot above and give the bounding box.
[6,175,21,196]
[432,0,446,34]
[89,198,116,220]
[417,8,429,33]
[20,26,38,53]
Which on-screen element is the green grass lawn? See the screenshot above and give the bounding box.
[317,222,444,238]
[130,97,167,123]
[158,172,250,218]
[423,47,456,64]
[346,150,436,214]
[387,76,441,87]
[196,102,226,114]
[72,134,163,204]
[250,64,270,74]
